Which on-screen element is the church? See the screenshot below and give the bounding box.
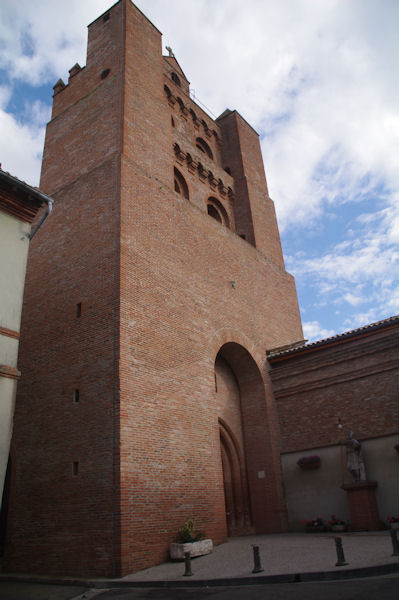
[2,0,398,577]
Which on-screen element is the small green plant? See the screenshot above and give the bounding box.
[177,519,204,543]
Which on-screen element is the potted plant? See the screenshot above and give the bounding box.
[297,455,321,470]
[328,515,347,532]
[169,519,213,560]
[387,516,399,530]
[302,517,325,532]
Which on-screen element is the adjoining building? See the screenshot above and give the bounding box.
[2,0,398,578]
[268,315,399,531]
[0,169,52,554]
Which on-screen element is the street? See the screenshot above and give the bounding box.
[1,576,399,600]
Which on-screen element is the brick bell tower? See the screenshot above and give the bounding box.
[5,0,303,577]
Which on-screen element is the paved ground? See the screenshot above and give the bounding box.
[0,582,88,599]
[1,531,399,600]
[2,575,399,600]
[122,531,398,581]
[93,576,399,600]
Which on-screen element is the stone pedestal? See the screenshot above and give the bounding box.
[342,481,382,531]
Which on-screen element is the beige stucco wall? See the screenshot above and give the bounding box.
[0,212,31,331]
[0,210,31,503]
[282,434,399,530]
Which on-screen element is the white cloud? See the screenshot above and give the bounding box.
[0,86,49,184]
[303,320,336,342]
[343,293,364,307]
[0,108,45,185]
[0,0,111,86]
[0,0,397,334]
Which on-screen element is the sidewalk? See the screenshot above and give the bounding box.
[122,531,399,583]
[1,531,399,592]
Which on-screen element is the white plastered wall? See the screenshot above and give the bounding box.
[0,211,31,503]
[281,434,399,530]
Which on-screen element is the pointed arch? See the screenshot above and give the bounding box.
[207,197,230,228]
[219,418,252,535]
[215,342,288,534]
[174,167,189,199]
[195,137,213,160]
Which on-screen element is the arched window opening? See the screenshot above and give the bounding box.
[174,167,189,199]
[171,72,181,86]
[196,137,213,160]
[177,97,185,113]
[208,205,222,223]
[207,197,230,228]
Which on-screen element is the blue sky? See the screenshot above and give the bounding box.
[0,0,398,341]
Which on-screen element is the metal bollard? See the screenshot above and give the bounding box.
[183,551,193,576]
[334,537,348,566]
[390,529,399,557]
[252,545,264,573]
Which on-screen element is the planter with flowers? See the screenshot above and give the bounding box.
[302,517,325,532]
[297,455,321,470]
[387,516,399,531]
[169,519,213,560]
[329,515,347,532]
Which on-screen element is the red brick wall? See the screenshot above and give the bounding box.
[5,0,303,577]
[270,323,399,453]
[217,110,285,266]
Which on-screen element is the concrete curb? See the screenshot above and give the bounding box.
[1,562,399,589]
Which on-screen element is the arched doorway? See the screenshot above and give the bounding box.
[219,419,252,535]
[214,343,287,535]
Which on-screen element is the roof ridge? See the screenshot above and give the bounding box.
[267,314,399,359]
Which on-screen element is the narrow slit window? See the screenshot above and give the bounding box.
[73,461,79,476]
[76,303,82,317]
[73,389,80,403]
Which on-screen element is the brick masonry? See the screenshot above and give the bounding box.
[269,321,399,453]
[4,0,303,578]
[269,318,399,530]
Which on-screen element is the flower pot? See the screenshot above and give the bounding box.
[169,539,213,560]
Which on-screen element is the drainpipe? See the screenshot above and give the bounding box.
[29,197,53,240]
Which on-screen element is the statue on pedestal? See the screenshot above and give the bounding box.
[344,431,366,481]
